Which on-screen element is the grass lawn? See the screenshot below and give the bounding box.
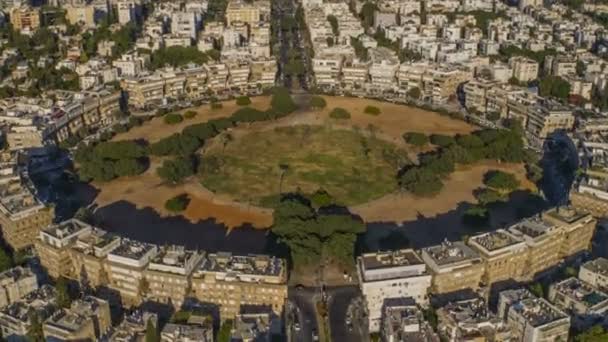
[200,125,410,206]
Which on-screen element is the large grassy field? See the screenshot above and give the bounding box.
[200,125,410,206]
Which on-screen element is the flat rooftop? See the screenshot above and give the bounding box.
[42,219,90,239]
[553,278,608,308]
[109,239,156,260]
[44,309,88,333]
[0,266,34,283]
[199,253,283,278]
[510,298,568,327]
[582,257,608,278]
[469,230,522,252]
[423,241,480,266]
[149,245,203,270]
[543,206,589,224]
[360,250,424,270]
[508,216,555,239]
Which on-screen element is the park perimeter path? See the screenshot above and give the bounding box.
[350,161,536,224]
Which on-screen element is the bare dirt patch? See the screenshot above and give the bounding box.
[90,158,273,229]
[350,161,536,223]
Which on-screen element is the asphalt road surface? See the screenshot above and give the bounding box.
[288,287,319,342]
[327,286,369,342]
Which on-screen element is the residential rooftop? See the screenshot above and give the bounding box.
[508,216,556,239]
[148,245,204,275]
[108,239,157,261]
[72,228,120,258]
[510,297,569,327]
[469,230,523,252]
[41,219,90,240]
[0,266,35,284]
[44,309,89,334]
[198,253,284,279]
[581,257,608,278]
[422,240,480,267]
[543,206,589,225]
[360,249,424,271]
[1,285,56,322]
[552,277,608,309]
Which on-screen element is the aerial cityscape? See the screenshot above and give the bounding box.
[0,0,606,340]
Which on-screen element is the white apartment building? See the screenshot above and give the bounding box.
[117,0,139,25]
[357,249,431,333]
[105,240,158,307]
[509,56,539,82]
[579,258,608,291]
[171,11,199,40]
[0,267,37,308]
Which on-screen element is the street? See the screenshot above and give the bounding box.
[288,287,319,342]
[327,286,369,342]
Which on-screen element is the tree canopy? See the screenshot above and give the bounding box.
[271,196,365,268]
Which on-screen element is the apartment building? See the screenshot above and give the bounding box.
[312,55,343,89]
[467,230,528,285]
[525,101,574,145]
[231,312,275,341]
[507,216,564,279]
[367,47,400,91]
[546,55,577,77]
[0,171,54,250]
[227,60,251,90]
[503,292,570,341]
[204,63,230,92]
[225,0,261,26]
[144,246,204,309]
[190,253,288,320]
[69,228,120,289]
[161,322,213,341]
[250,59,278,88]
[420,240,484,295]
[579,258,608,291]
[463,79,499,113]
[111,310,158,341]
[548,277,608,328]
[425,66,471,104]
[43,296,111,341]
[541,206,596,260]
[0,266,38,308]
[509,56,539,82]
[35,219,93,280]
[105,239,158,307]
[341,58,370,90]
[9,6,40,31]
[122,76,165,109]
[357,249,431,332]
[381,298,440,342]
[436,297,510,341]
[0,285,56,340]
[64,4,96,28]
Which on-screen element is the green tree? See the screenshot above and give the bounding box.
[0,248,13,272]
[575,325,608,342]
[26,311,44,342]
[528,282,544,298]
[329,107,351,119]
[309,96,327,109]
[326,15,339,35]
[484,170,520,194]
[359,2,377,29]
[462,205,489,227]
[145,318,159,342]
[539,76,571,100]
[184,110,197,119]
[430,134,455,147]
[217,320,233,342]
[270,87,297,115]
[474,188,506,205]
[486,111,501,122]
[407,87,421,100]
[165,194,190,212]
[399,168,444,196]
[157,156,195,183]
[113,158,147,177]
[164,113,184,125]
[56,277,72,308]
[403,132,429,146]
[364,106,381,115]
[235,96,251,106]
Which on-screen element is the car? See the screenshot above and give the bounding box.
[311,329,319,341]
[294,322,300,331]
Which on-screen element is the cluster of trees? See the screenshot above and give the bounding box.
[236,96,251,106]
[164,113,184,125]
[399,129,525,196]
[472,170,521,220]
[497,45,557,64]
[403,132,429,146]
[326,15,339,36]
[149,46,219,70]
[364,105,381,116]
[309,96,327,109]
[329,107,351,119]
[271,195,365,269]
[467,11,506,36]
[81,22,138,59]
[75,141,148,182]
[539,76,571,100]
[350,37,369,61]
[165,194,190,212]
